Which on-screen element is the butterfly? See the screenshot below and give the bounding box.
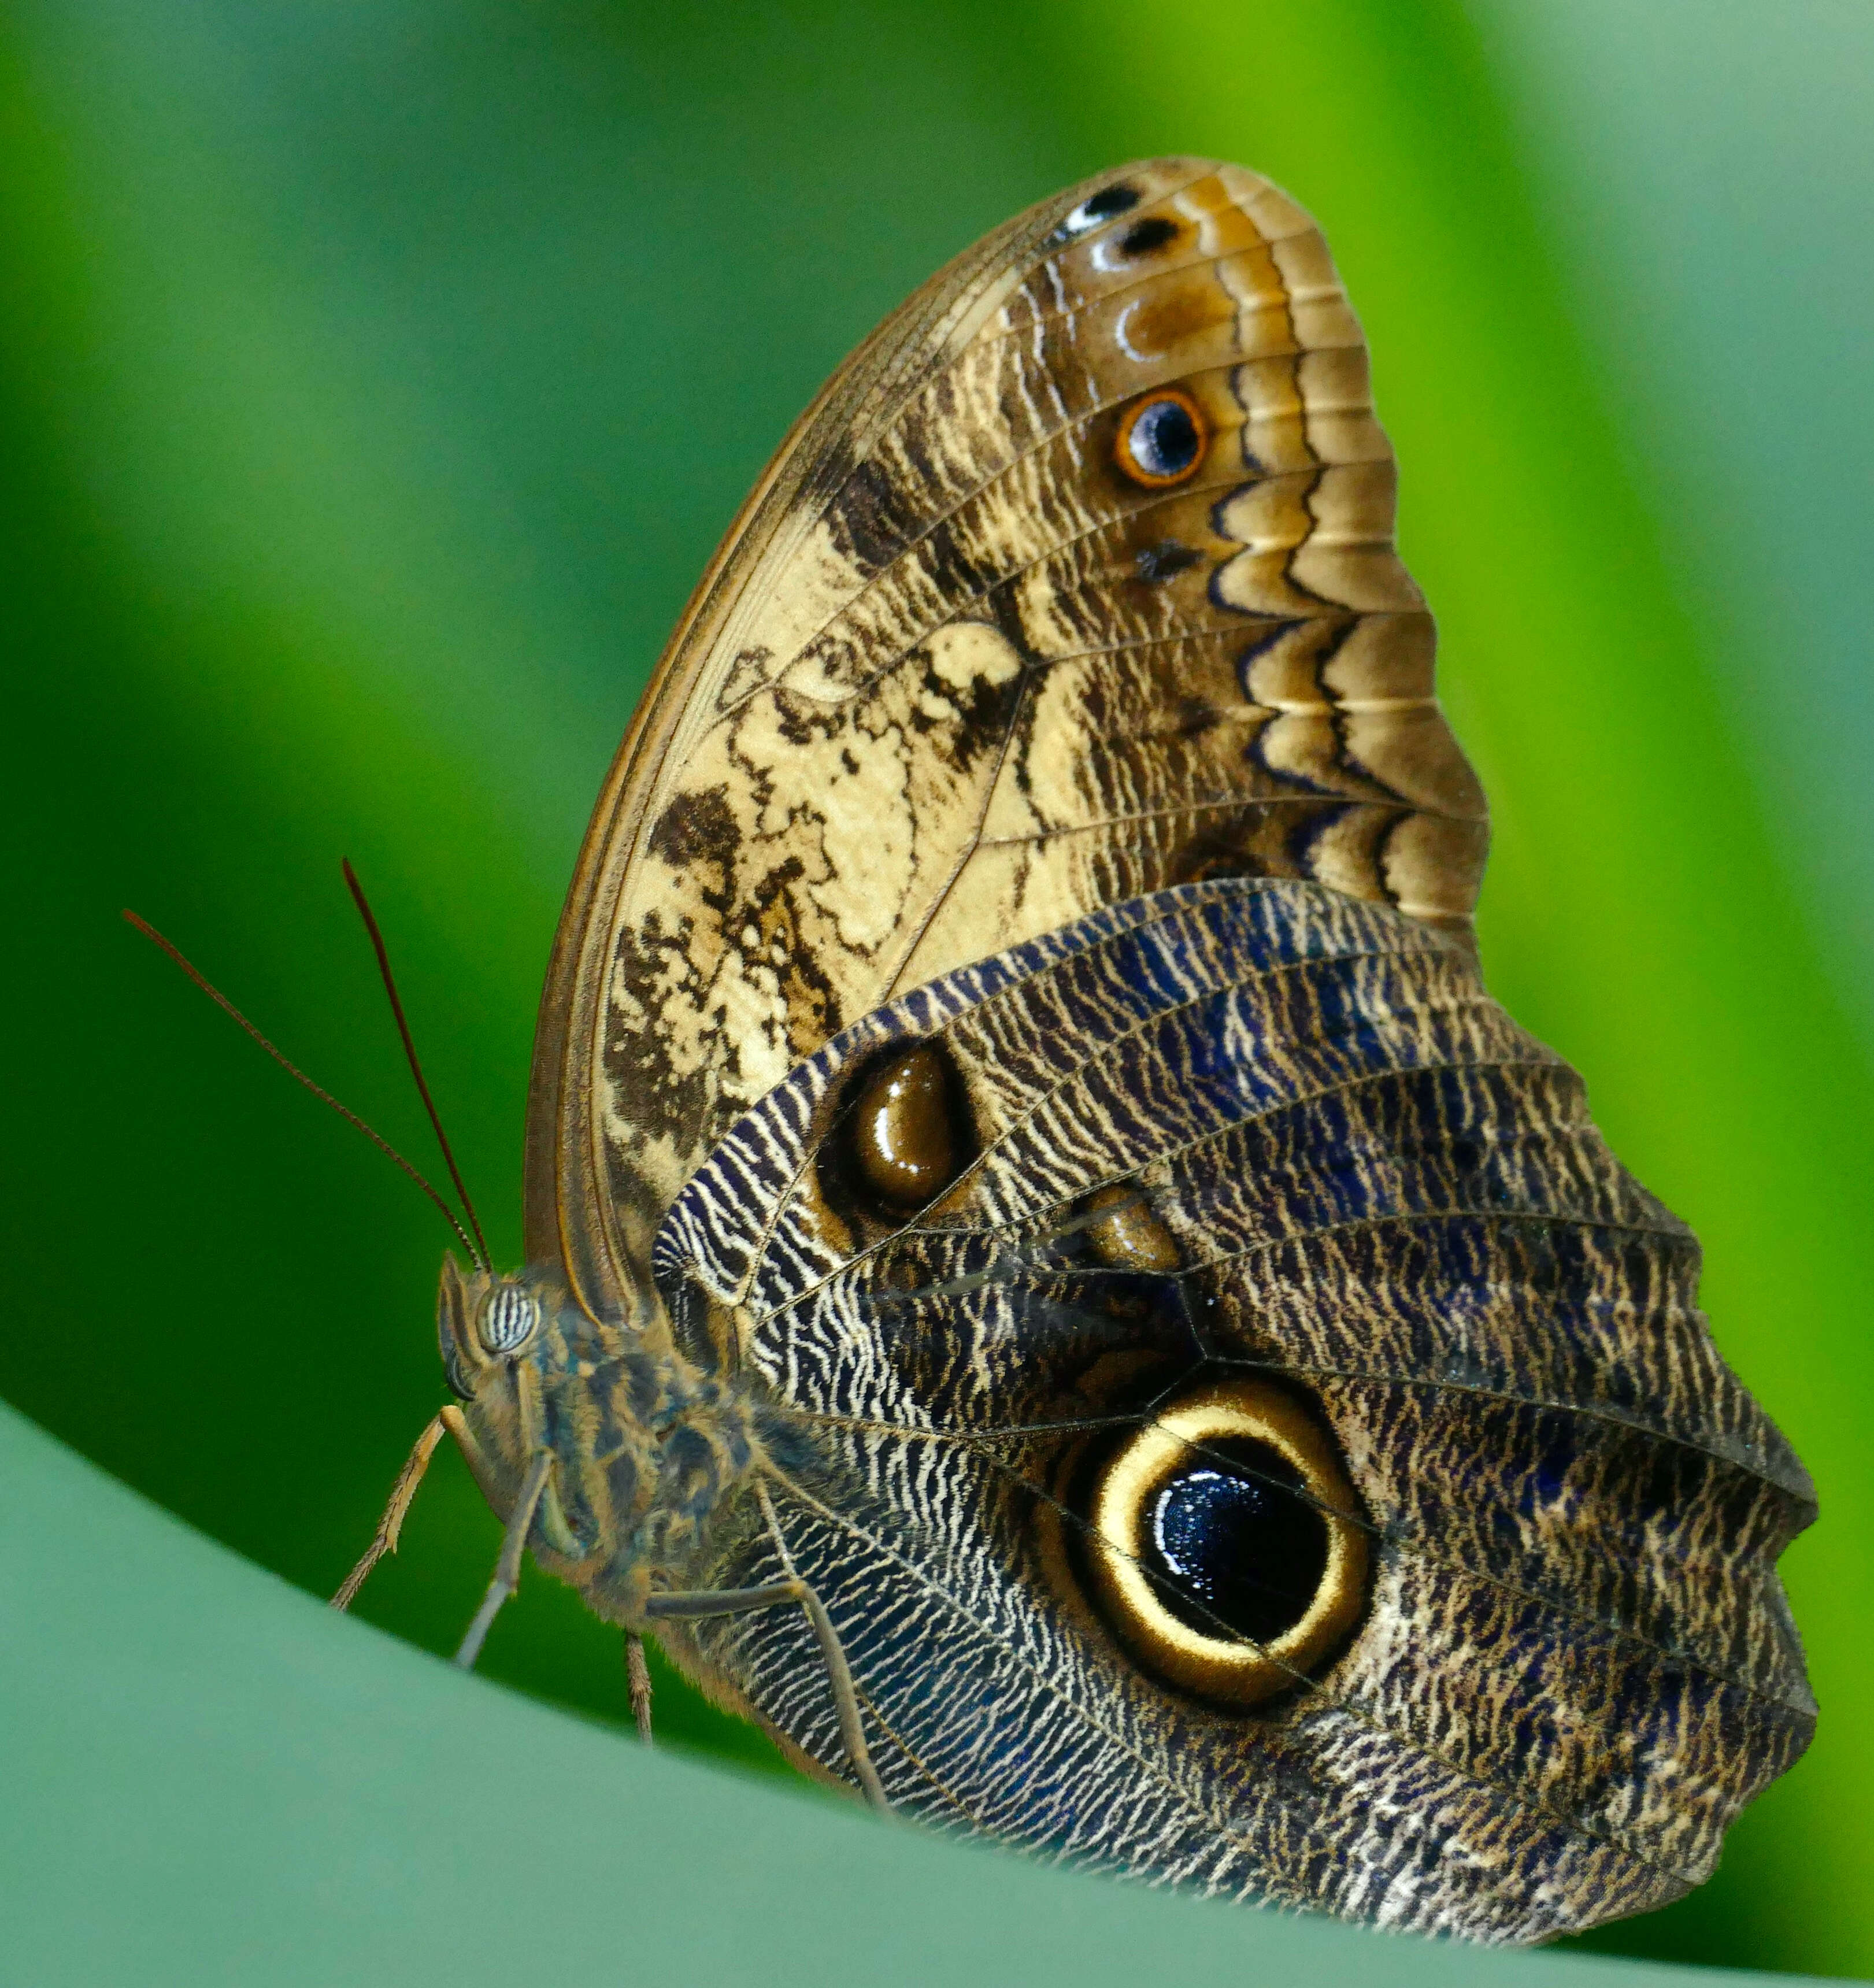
[338,158,1814,1943]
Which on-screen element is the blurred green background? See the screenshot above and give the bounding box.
[1,1,1867,1976]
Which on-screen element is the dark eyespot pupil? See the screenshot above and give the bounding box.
[1083,183,1140,221]
[1129,397,1200,479]
[1119,214,1180,257]
[1145,1438,1329,1645]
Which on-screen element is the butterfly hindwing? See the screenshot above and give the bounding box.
[652,879,1813,1943]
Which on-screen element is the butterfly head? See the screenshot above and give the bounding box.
[436,1252,545,1401]
[430,1247,771,1623]
[431,1253,603,1562]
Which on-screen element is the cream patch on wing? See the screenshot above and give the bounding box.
[807,717,916,953]
[925,619,1023,697]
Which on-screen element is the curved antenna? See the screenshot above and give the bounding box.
[123,908,483,1267]
[341,860,492,1273]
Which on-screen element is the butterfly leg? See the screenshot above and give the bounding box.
[453,1449,554,1670]
[625,1633,654,1745]
[330,1413,446,1611]
[643,1582,887,1809]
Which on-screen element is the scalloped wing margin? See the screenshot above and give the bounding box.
[653,878,1813,1944]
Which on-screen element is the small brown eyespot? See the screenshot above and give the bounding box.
[1083,1379,1369,1706]
[1081,1182,1182,1273]
[1114,388,1207,488]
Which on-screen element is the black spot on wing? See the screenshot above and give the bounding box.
[1046,180,1143,246]
[828,448,928,576]
[648,786,740,872]
[1084,183,1142,221]
[1135,541,1203,584]
[1119,216,1180,258]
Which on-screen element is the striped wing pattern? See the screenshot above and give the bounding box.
[651,881,1813,1942]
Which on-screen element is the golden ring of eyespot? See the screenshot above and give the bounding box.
[1113,387,1208,489]
[1085,1379,1369,1706]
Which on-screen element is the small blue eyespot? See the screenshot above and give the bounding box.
[1120,393,1205,486]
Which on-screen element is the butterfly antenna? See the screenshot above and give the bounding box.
[340,859,493,1274]
[123,908,483,1266]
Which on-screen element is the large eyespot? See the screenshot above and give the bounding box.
[1084,1380,1368,1706]
[1115,389,1206,488]
[829,1041,975,1219]
[478,1281,542,1356]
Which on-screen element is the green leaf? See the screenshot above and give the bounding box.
[0,1401,1803,1987]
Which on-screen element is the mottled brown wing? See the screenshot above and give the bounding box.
[525,160,1486,1313]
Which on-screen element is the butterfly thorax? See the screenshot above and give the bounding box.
[436,1253,765,1626]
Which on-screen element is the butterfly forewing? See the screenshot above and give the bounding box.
[527,160,1486,1314]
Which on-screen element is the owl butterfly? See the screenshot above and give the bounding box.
[345,159,1813,1943]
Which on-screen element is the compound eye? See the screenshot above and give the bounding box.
[1083,1379,1368,1706]
[478,1282,541,1356]
[1115,389,1207,488]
